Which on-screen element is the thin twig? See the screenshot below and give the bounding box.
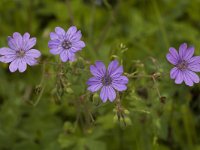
[152,75,161,98]
[33,86,45,107]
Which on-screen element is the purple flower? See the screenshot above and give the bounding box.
[87,60,128,102]
[48,26,85,62]
[166,43,200,86]
[0,32,41,73]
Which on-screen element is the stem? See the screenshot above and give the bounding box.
[33,86,45,107]
[33,62,47,106]
[152,75,161,98]
[115,92,127,127]
[130,74,152,78]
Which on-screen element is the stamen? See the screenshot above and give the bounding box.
[62,40,72,49]
[102,74,112,86]
[16,50,25,57]
[177,60,188,70]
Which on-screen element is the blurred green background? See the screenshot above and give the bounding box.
[0,0,200,149]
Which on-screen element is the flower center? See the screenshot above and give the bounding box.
[102,74,112,86]
[16,50,25,57]
[62,40,72,49]
[177,60,188,70]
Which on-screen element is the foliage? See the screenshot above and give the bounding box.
[0,0,200,150]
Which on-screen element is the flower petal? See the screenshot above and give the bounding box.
[95,61,106,76]
[183,46,194,60]
[71,41,85,52]
[49,47,63,55]
[67,51,76,62]
[50,32,59,40]
[0,55,16,63]
[183,72,193,86]
[90,61,106,78]
[22,33,31,50]
[18,59,27,72]
[24,56,37,66]
[112,76,128,84]
[175,70,184,84]
[0,47,17,63]
[24,37,36,50]
[90,66,102,78]
[0,47,16,55]
[107,86,116,102]
[169,47,179,60]
[188,56,200,65]
[112,75,128,91]
[60,51,68,62]
[188,64,200,72]
[13,32,23,49]
[108,60,119,75]
[100,86,108,103]
[110,66,123,78]
[66,26,77,38]
[170,67,178,79]
[179,43,187,59]
[70,30,82,42]
[112,83,127,91]
[166,53,178,65]
[87,77,101,85]
[7,37,18,50]
[26,49,41,58]
[55,27,65,38]
[87,83,102,92]
[9,59,19,72]
[48,40,60,49]
[23,32,30,41]
[185,70,199,84]
[166,47,181,65]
